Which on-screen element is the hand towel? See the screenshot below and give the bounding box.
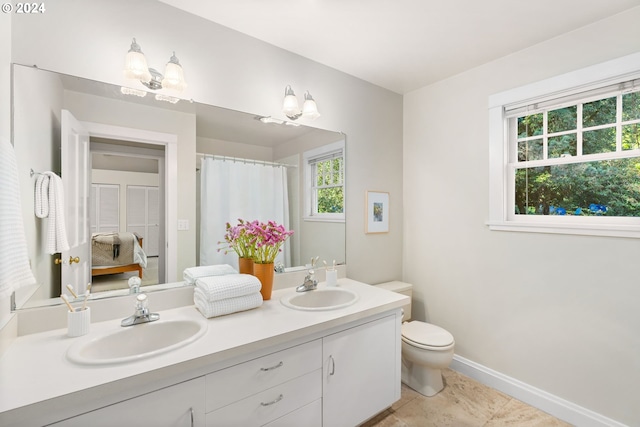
[194,288,263,318]
[195,274,261,301]
[34,171,70,254]
[183,264,238,285]
[0,138,36,298]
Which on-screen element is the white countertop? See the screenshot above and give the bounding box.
[0,279,407,425]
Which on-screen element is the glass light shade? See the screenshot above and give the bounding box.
[283,94,300,116]
[302,91,320,119]
[161,53,187,91]
[124,39,152,83]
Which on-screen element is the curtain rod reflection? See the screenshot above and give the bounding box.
[196,153,298,169]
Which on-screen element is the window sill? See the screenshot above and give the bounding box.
[303,216,345,224]
[486,221,640,239]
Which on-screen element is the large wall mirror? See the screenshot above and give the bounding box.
[12,64,346,310]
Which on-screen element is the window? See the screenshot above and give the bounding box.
[489,53,640,238]
[303,140,345,222]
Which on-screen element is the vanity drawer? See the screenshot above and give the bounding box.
[263,398,322,427]
[205,369,321,427]
[205,339,321,412]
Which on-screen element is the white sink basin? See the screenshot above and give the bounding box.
[66,318,207,366]
[281,287,358,311]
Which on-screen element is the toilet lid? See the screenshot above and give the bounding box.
[402,321,454,347]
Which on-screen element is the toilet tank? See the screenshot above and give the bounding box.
[374,281,412,321]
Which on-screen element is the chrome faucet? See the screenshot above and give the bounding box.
[296,256,319,292]
[121,293,160,327]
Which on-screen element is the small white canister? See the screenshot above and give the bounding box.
[67,306,91,337]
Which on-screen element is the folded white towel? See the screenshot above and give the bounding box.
[194,288,263,318]
[35,171,70,254]
[183,264,238,285]
[195,274,261,301]
[0,138,36,298]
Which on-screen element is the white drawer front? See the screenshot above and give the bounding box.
[206,339,321,412]
[205,369,321,427]
[263,399,322,427]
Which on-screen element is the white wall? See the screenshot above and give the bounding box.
[10,0,404,285]
[403,8,640,426]
[13,66,63,301]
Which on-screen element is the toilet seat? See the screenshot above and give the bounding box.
[401,321,454,350]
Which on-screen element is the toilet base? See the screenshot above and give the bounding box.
[401,359,444,397]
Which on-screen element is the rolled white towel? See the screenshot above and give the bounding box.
[183,264,238,285]
[195,274,261,301]
[194,288,263,318]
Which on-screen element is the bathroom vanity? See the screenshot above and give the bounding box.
[0,279,408,427]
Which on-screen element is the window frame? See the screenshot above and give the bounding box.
[488,52,640,238]
[303,140,346,223]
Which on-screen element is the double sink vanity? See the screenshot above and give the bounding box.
[0,279,408,427]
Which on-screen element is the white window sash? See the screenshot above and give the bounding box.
[488,52,640,238]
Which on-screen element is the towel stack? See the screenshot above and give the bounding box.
[193,274,263,318]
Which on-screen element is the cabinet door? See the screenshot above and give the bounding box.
[322,314,400,427]
[49,377,205,427]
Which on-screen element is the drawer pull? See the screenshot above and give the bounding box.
[260,393,284,407]
[260,361,284,372]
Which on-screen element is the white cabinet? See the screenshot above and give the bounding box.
[322,314,400,427]
[49,377,205,427]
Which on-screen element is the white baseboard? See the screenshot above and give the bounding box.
[450,355,628,427]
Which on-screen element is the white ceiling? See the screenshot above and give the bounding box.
[159,0,640,94]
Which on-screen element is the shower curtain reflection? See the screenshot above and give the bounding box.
[199,157,291,271]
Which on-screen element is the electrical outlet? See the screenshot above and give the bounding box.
[177,219,189,231]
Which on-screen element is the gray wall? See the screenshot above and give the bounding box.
[403,8,640,426]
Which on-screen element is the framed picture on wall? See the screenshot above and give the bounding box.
[365,191,389,233]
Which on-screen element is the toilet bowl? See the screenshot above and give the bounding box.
[401,320,455,397]
[375,281,455,397]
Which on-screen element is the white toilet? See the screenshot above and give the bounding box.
[375,281,455,397]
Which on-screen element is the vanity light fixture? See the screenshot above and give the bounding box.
[123,38,188,93]
[282,85,320,120]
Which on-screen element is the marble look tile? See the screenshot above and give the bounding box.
[360,409,410,427]
[485,398,574,427]
[363,369,570,427]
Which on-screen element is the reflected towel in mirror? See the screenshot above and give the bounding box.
[34,171,70,254]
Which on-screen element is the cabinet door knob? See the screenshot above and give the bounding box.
[260,394,284,407]
[54,258,63,265]
[69,256,80,264]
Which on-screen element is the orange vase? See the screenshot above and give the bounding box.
[253,262,274,300]
[238,257,254,275]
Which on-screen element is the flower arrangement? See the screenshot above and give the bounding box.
[219,219,293,264]
[218,219,256,259]
[250,220,294,264]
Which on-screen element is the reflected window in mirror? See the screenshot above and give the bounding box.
[304,140,345,222]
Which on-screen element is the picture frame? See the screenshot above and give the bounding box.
[365,191,389,233]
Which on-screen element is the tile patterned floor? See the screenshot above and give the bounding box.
[361,369,573,427]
